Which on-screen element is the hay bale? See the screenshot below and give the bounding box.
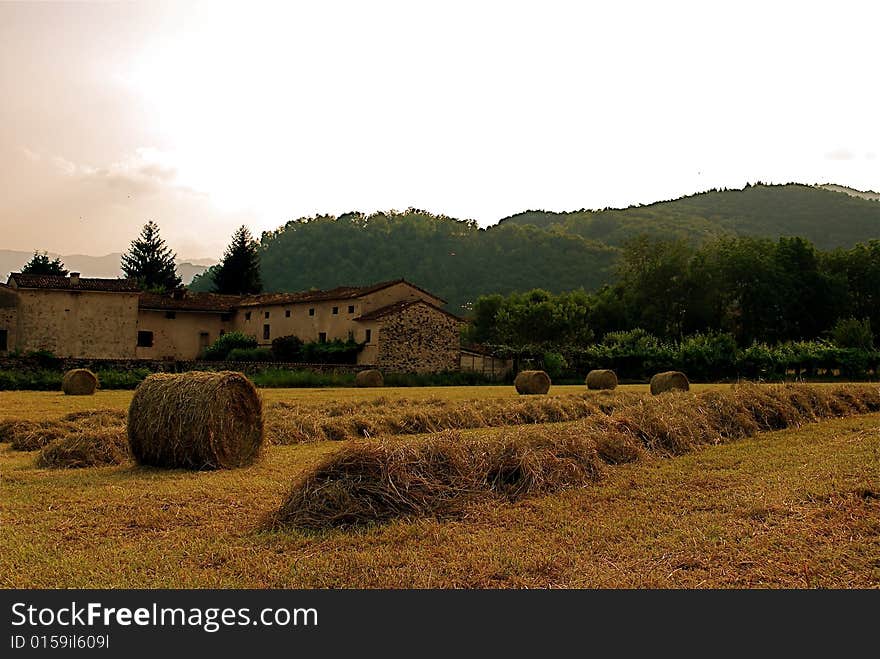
[649,371,690,395]
[127,371,264,470]
[61,369,98,396]
[514,370,551,395]
[586,369,618,390]
[355,369,384,387]
[37,428,129,469]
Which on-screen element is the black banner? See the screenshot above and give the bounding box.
[1,589,875,655]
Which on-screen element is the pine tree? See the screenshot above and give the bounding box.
[212,226,263,295]
[21,251,68,276]
[120,221,182,291]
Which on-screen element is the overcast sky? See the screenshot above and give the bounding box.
[1,0,877,259]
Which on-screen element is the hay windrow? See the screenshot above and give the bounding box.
[61,369,99,396]
[127,371,264,470]
[37,428,129,469]
[272,383,880,529]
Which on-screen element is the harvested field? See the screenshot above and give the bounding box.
[273,384,880,528]
[1,402,877,588]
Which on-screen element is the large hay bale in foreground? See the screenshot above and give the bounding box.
[650,371,690,395]
[355,369,384,387]
[61,369,98,396]
[586,369,618,390]
[514,370,551,395]
[127,371,264,470]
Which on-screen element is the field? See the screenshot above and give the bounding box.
[2,384,879,588]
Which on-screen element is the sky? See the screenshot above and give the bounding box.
[1,0,878,259]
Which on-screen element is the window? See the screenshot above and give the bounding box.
[347,330,354,341]
[309,308,315,316]
[199,332,210,348]
[263,324,270,340]
[332,306,339,315]
[348,305,355,314]
[165,311,176,319]
[285,309,291,318]
[0,329,7,351]
[265,311,270,319]
[137,331,153,348]
[245,311,251,321]
[219,329,226,336]
[365,329,372,343]
[318,332,327,343]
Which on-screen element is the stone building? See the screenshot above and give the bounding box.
[1,274,464,373]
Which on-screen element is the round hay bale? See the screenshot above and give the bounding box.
[61,369,98,396]
[127,371,264,470]
[586,369,618,390]
[355,369,384,388]
[650,371,690,395]
[514,370,551,395]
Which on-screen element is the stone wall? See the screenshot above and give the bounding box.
[13,289,139,359]
[375,303,461,373]
[0,356,372,376]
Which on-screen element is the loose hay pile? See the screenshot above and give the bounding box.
[270,430,605,529]
[37,428,129,469]
[650,371,690,395]
[272,383,880,529]
[127,371,264,470]
[586,369,618,390]
[61,369,99,395]
[514,370,551,395]
[355,369,384,387]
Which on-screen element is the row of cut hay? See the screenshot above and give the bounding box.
[265,391,645,444]
[271,383,880,529]
[0,409,129,468]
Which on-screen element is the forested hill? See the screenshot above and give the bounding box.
[190,183,880,312]
[500,184,880,249]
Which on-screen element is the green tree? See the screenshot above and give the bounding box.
[212,226,263,295]
[830,317,873,350]
[120,221,182,291]
[21,251,68,276]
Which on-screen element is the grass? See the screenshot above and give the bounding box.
[1,385,878,587]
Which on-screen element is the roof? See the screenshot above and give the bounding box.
[237,278,446,307]
[139,291,242,313]
[8,273,141,293]
[354,298,464,323]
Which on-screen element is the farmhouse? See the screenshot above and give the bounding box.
[0,274,464,372]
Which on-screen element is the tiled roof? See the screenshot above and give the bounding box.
[237,279,446,307]
[8,273,141,293]
[355,299,464,323]
[139,291,242,313]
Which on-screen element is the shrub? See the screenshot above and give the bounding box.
[202,331,258,360]
[831,317,874,351]
[227,347,274,362]
[271,335,303,361]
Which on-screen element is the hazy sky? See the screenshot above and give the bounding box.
[1,1,878,259]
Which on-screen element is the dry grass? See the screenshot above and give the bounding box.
[1,411,877,588]
[127,371,264,470]
[272,383,880,529]
[37,428,129,469]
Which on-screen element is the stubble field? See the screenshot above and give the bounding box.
[1,383,878,588]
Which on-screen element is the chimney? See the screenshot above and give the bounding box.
[69,272,80,285]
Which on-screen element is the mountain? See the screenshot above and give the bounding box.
[817,183,880,202]
[498,183,880,250]
[190,183,880,312]
[0,250,213,284]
